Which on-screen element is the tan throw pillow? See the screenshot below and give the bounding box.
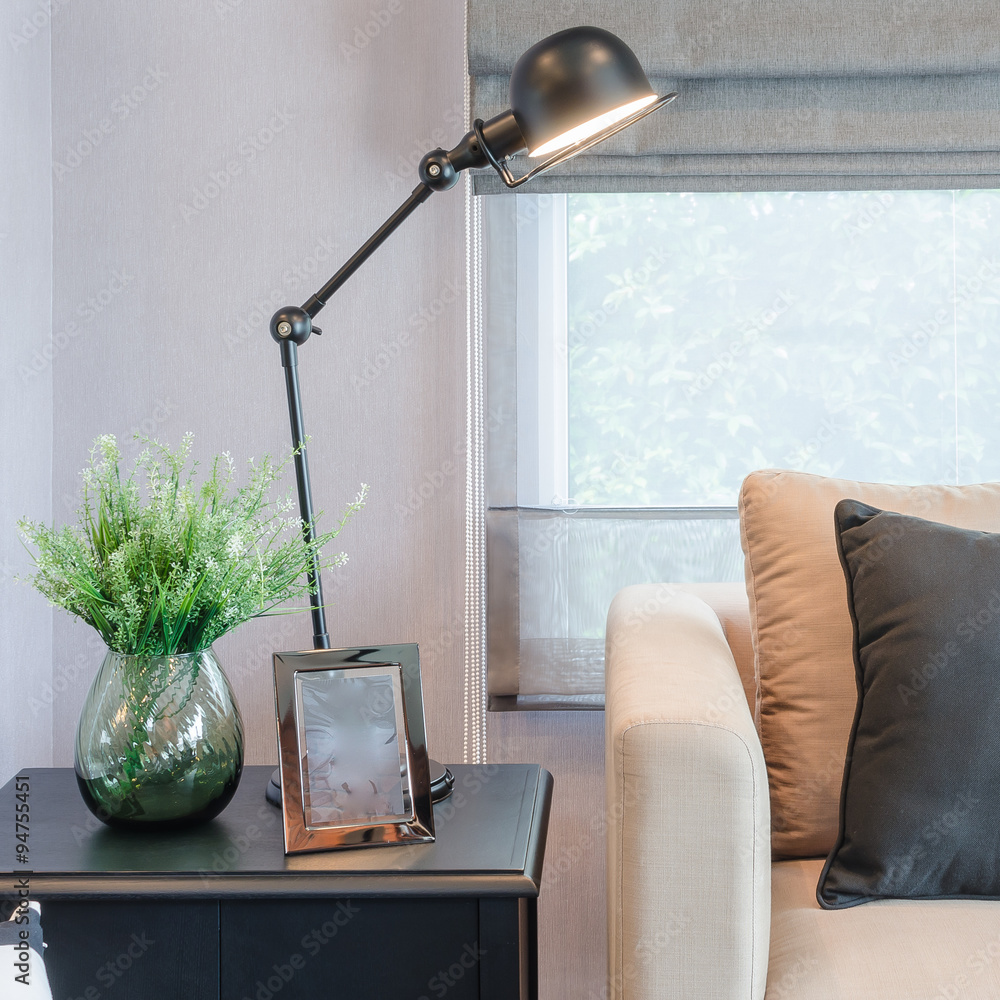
[739,469,1000,859]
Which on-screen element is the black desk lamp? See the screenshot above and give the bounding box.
[266,26,675,803]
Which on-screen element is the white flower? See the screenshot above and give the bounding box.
[96,434,120,462]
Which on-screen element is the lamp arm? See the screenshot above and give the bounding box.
[269,180,444,650]
[266,116,522,650]
[301,181,435,320]
[273,111,523,338]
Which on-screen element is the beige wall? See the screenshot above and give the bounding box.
[46,0,471,772]
[4,2,607,996]
[1,0,54,778]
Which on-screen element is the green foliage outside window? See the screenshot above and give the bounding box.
[567,190,1000,507]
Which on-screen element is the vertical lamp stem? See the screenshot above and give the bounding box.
[278,338,330,650]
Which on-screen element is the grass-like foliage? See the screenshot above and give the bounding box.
[19,434,367,655]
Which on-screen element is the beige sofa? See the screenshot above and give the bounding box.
[605,470,1000,1000]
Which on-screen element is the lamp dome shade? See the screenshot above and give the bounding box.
[508,26,657,157]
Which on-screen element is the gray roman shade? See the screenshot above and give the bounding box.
[468,0,1000,193]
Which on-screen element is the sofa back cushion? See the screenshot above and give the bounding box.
[739,469,1000,858]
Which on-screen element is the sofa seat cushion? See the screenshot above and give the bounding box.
[770,860,1000,999]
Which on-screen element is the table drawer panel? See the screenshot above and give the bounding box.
[42,900,219,1000]
[221,898,481,1000]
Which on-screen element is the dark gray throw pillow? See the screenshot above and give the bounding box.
[817,498,1000,909]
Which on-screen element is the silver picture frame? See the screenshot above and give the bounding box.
[272,643,435,854]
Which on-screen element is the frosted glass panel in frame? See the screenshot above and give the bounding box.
[513,510,742,698]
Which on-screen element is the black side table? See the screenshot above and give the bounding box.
[1,763,552,1000]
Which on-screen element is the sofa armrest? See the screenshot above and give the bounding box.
[606,585,770,1000]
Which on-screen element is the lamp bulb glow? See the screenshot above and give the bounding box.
[529,93,657,158]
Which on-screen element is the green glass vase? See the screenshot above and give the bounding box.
[74,646,244,827]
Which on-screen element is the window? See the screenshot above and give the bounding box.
[485,190,1000,706]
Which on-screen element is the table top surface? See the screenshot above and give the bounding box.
[1,764,552,899]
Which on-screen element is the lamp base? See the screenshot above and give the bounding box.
[265,760,455,809]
